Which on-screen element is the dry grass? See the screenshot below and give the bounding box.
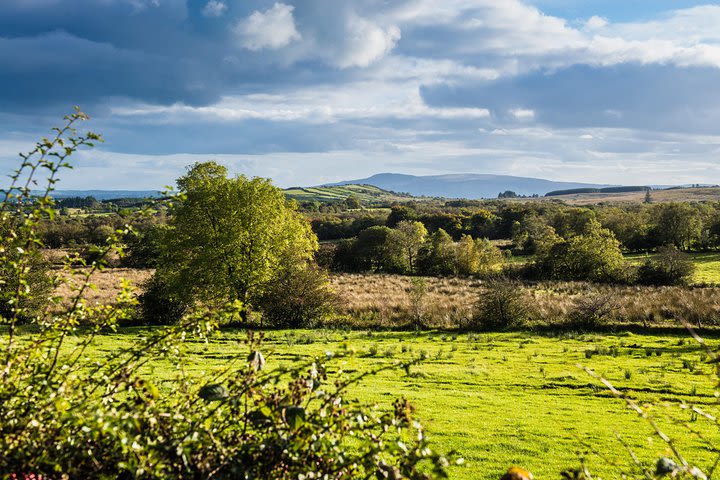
[50,265,720,330]
[330,273,720,329]
[534,187,720,205]
[53,267,152,307]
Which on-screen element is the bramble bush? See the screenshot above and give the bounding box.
[0,110,455,479]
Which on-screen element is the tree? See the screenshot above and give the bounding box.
[390,220,428,274]
[155,161,317,312]
[636,245,696,286]
[652,203,702,250]
[418,228,456,275]
[351,226,396,272]
[537,219,627,283]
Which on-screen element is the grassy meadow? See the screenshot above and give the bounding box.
[58,327,720,479]
[41,252,720,477]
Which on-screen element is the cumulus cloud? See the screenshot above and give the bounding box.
[202,1,227,18]
[2,0,720,188]
[234,3,301,51]
[335,15,401,68]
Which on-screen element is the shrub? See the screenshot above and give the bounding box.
[471,279,529,330]
[567,293,617,330]
[636,245,696,286]
[537,219,628,283]
[258,261,337,328]
[136,274,190,325]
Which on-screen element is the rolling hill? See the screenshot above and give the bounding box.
[325,173,611,199]
[283,184,414,205]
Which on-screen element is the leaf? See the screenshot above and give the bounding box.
[198,384,229,402]
[283,406,306,430]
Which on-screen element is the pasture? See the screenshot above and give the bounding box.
[67,328,720,479]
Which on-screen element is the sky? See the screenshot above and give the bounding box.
[2,0,720,189]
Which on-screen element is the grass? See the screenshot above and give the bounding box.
[58,328,720,479]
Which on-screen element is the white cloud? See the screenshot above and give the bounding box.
[585,15,607,31]
[336,15,401,68]
[234,2,301,51]
[202,0,227,18]
[111,82,489,123]
[510,108,535,120]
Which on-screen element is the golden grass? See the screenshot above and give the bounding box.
[50,264,720,330]
[535,187,720,205]
[53,267,152,307]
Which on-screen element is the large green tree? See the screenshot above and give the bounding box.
[156,162,317,309]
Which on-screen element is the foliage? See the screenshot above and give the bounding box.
[471,279,528,330]
[651,203,703,250]
[136,273,190,325]
[0,112,454,479]
[637,245,696,286]
[418,229,456,276]
[391,220,429,274]
[154,161,318,312]
[537,220,628,283]
[258,257,338,328]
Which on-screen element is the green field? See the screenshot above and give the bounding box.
[284,184,413,205]
[69,328,720,479]
[505,252,720,284]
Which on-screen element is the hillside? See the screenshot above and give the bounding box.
[284,184,415,205]
[539,187,720,205]
[326,173,611,199]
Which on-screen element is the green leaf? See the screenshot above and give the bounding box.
[283,406,306,430]
[198,384,229,401]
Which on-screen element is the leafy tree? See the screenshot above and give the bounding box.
[417,228,456,276]
[155,162,317,312]
[386,205,416,227]
[551,207,596,239]
[512,215,561,255]
[637,245,696,285]
[538,220,627,283]
[651,203,702,250]
[259,254,337,328]
[391,220,428,274]
[350,225,397,272]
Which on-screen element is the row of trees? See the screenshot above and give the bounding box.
[326,221,504,276]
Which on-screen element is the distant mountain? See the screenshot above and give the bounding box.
[42,190,162,201]
[325,173,613,199]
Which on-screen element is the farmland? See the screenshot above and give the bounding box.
[58,327,720,479]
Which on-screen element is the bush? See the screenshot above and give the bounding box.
[137,274,190,325]
[636,245,695,286]
[258,262,337,328]
[567,293,617,330]
[471,279,529,330]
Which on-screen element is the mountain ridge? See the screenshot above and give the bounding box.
[324,173,615,199]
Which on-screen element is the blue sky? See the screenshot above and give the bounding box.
[2,0,720,189]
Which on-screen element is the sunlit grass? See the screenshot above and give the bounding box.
[62,328,720,480]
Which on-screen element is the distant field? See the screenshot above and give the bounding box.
[284,184,415,205]
[537,187,720,205]
[59,328,720,479]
